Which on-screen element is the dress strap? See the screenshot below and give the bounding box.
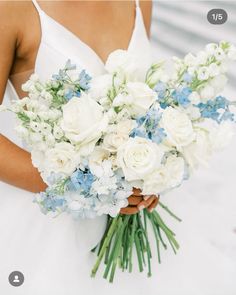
[31,0,42,14]
[135,0,140,8]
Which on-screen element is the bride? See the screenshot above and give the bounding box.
[0,1,235,295]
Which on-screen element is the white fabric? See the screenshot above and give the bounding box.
[0,1,235,294]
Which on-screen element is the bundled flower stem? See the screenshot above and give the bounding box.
[91,202,181,283]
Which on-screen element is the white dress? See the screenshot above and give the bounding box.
[0,1,236,294]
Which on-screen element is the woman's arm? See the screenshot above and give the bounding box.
[0,3,47,193]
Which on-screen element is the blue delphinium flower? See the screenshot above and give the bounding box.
[197,96,235,123]
[172,87,192,107]
[154,82,167,102]
[130,108,166,143]
[79,70,92,90]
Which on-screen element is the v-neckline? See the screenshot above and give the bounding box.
[37,2,140,66]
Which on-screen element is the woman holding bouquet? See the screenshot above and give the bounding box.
[0,1,160,294]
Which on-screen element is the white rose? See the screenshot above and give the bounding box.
[105,49,149,81]
[199,85,215,102]
[103,132,129,153]
[44,142,80,176]
[89,74,113,102]
[126,82,156,116]
[160,107,195,149]
[142,155,185,195]
[113,82,155,116]
[117,137,164,181]
[210,74,228,95]
[61,94,108,147]
[183,128,212,171]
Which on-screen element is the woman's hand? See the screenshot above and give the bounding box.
[120,188,159,215]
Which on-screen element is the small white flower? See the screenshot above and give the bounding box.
[53,125,64,140]
[30,121,42,132]
[197,66,210,81]
[205,43,218,54]
[208,63,220,77]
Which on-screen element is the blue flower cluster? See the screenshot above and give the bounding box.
[172,87,192,107]
[52,60,91,101]
[130,108,166,144]
[197,96,235,123]
[67,168,95,197]
[35,190,66,214]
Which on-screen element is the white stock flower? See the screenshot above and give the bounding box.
[160,107,195,149]
[142,155,185,195]
[197,66,210,81]
[208,63,220,77]
[205,43,218,55]
[44,142,80,176]
[184,53,197,66]
[61,94,108,148]
[117,137,164,181]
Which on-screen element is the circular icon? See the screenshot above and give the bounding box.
[207,8,228,25]
[8,271,24,287]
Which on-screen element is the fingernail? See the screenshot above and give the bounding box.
[138,205,145,211]
[144,196,150,200]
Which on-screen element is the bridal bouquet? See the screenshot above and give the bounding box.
[2,41,236,282]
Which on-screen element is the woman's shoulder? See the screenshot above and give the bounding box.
[0,1,37,34]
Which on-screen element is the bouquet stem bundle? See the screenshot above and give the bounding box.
[91,202,181,282]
